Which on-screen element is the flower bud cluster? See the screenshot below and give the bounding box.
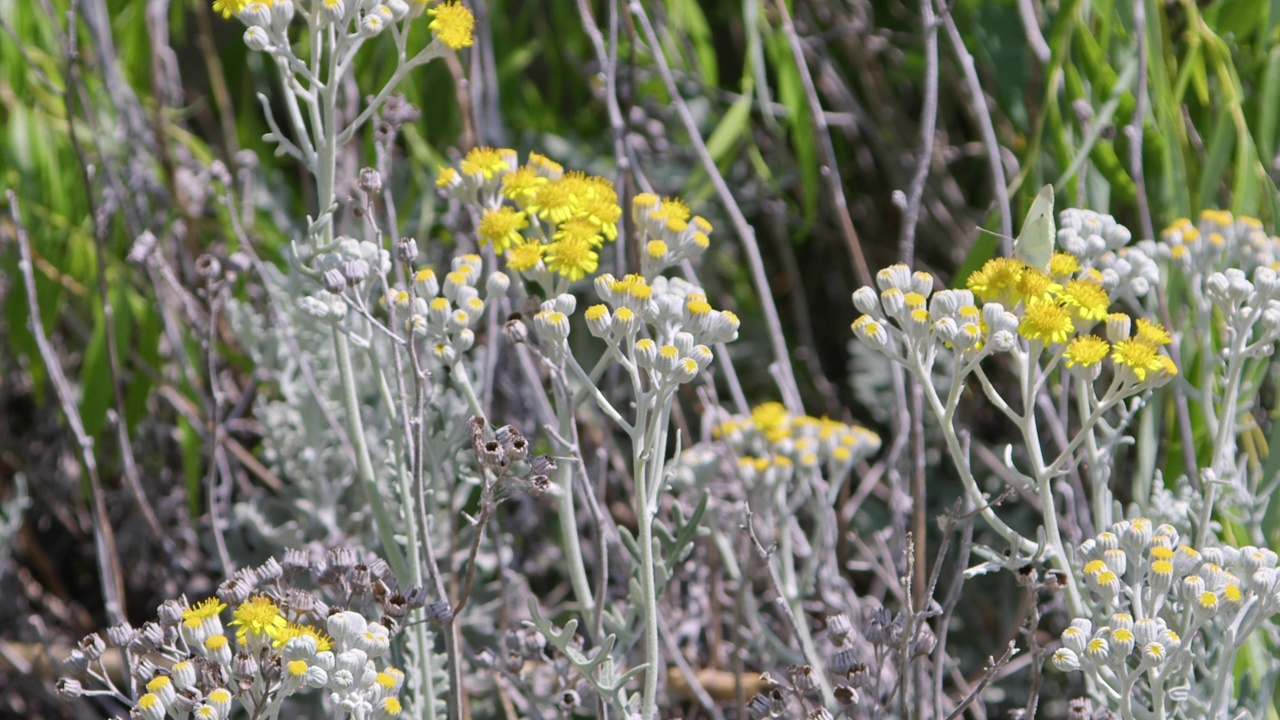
[1090,240,1160,304]
[851,264,1017,364]
[228,0,473,52]
[59,548,423,720]
[1201,266,1280,355]
[631,192,714,276]
[396,254,502,369]
[1159,210,1280,275]
[1053,519,1280,705]
[1056,208,1134,261]
[713,402,881,484]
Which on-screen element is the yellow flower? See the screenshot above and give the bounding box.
[272,622,333,653]
[530,173,587,224]
[528,151,564,178]
[1014,268,1061,303]
[435,166,459,189]
[1048,252,1082,277]
[506,240,544,272]
[553,216,605,249]
[576,176,622,240]
[477,207,528,253]
[544,234,598,281]
[1111,339,1163,381]
[653,197,692,224]
[228,596,287,644]
[1061,279,1110,322]
[212,0,250,18]
[1065,335,1109,368]
[1018,299,1074,344]
[460,146,509,180]
[428,1,474,49]
[966,257,1023,301]
[751,402,791,443]
[501,166,546,207]
[1134,318,1172,346]
[183,598,227,629]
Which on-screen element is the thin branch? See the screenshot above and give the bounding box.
[629,0,805,414]
[772,0,871,287]
[897,0,941,265]
[9,191,127,627]
[938,0,1012,243]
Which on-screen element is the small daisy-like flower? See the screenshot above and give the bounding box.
[428,1,474,49]
[272,622,334,653]
[966,258,1024,301]
[751,402,792,443]
[212,0,250,19]
[1014,269,1062,303]
[577,176,622,240]
[477,207,528,253]
[460,146,509,180]
[1061,280,1110,322]
[1049,252,1082,277]
[554,216,605,248]
[506,240,544,272]
[183,598,227,629]
[1065,335,1109,368]
[1111,339,1163,381]
[528,151,564,178]
[501,166,546,207]
[530,176,582,224]
[654,196,692,224]
[435,166,460,189]
[1134,318,1172,345]
[1019,299,1074,344]
[229,595,287,644]
[544,234,598,281]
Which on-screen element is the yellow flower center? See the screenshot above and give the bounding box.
[1018,300,1074,344]
[428,1,475,49]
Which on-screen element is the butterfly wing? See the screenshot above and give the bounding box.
[1013,184,1055,272]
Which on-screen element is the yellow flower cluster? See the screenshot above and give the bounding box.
[962,254,1176,381]
[1161,210,1280,272]
[715,402,881,473]
[214,0,475,54]
[437,149,637,285]
[967,254,1112,339]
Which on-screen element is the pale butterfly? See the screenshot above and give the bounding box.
[1013,184,1055,273]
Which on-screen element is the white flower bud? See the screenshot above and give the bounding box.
[386,0,410,19]
[327,611,368,646]
[534,310,570,344]
[612,307,639,337]
[550,293,577,316]
[271,0,296,29]
[485,271,511,297]
[359,12,385,35]
[634,339,657,368]
[875,263,912,292]
[689,345,714,371]
[989,330,1016,352]
[239,2,272,27]
[585,305,612,337]
[880,288,906,319]
[243,26,273,52]
[909,271,934,296]
[1051,648,1080,672]
[933,317,958,344]
[852,287,879,316]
